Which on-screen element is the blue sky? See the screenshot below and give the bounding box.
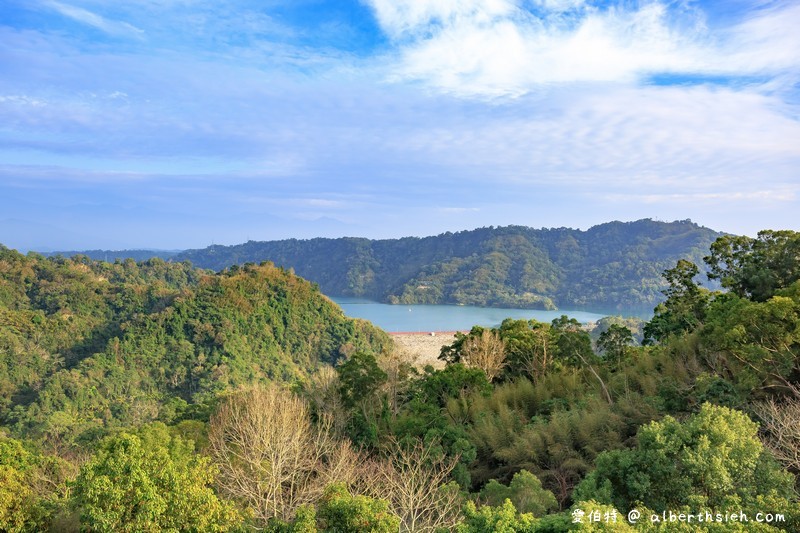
[1,0,799,251]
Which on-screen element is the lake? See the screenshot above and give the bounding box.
[330,296,611,332]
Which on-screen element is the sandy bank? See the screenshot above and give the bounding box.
[390,331,463,369]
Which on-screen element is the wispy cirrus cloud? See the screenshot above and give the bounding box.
[41,1,144,38]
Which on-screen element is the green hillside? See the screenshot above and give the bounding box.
[2,231,800,531]
[0,248,389,445]
[175,219,722,311]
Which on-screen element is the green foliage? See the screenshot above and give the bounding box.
[175,219,722,310]
[478,469,558,517]
[644,260,712,344]
[4,225,800,531]
[0,436,38,532]
[337,352,388,409]
[596,325,634,365]
[390,365,489,487]
[551,316,594,366]
[0,433,76,532]
[497,319,559,381]
[575,403,795,514]
[457,499,539,532]
[317,484,400,532]
[700,284,800,395]
[71,424,241,532]
[414,364,492,408]
[705,230,800,302]
[0,253,389,445]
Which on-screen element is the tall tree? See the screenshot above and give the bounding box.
[705,230,800,302]
[643,260,711,344]
[596,325,634,364]
[461,330,507,382]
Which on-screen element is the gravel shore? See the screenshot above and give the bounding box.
[390,331,463,369]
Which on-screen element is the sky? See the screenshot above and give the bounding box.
[1,0,799,251]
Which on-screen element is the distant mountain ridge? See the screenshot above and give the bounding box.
[169,219,723,311]
[43,249,181,262]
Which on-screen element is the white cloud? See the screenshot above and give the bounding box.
[365,0,800,97]
[367,0,518,40]
[42,1,144,38]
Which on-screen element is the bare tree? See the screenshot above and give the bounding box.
[208,386,361,524]
[359,438,463,532]
[461,329,507,381]
[378,347,418,417]
[516,325,554,382]
[754,394,800,472]
[305,364,348,435]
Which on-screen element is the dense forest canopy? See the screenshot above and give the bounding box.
[0,249,389,445]
[2,228,800,531]
[53,219,723,312]
[173,219,721,311]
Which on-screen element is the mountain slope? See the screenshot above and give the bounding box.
[0,247,389,442]
[175,219,723,311]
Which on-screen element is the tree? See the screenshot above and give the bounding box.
[336,352,387,409]
[498,319,557,382]
[551,316,593,366]
[574,403,795,514]
[317,484,400,533]
[208,387,361,525]
[552,316,612,404]
[0,437,37,532]
[596,325,634,364]
[362,438,463,532]
[460,329,507,382]
[456,499,538,533]
[336,351,389,446]
[705,230,800,302]
[643,260,711,343]
[700,284,800,397]
[754,394,800,472]
[478,469,558,517]
[71,424,240,532]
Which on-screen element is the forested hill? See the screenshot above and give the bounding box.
[43,249,180,262]
[175,219,723,311]
[0,248,389,444]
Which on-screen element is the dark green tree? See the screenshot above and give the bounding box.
[551,316,593,366]
[596,325,634,364]
[643,260,711,344]
[337,352,388,409]
[705,230,800,302]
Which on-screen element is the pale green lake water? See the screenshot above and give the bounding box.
[330,296,613,332]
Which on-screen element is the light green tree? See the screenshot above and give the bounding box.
[0,437,37,532]
[456,499,538,533]
[478,469,558,517]
[317,484,400,532]
[575,403,795,515]
[72,424,241,532]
